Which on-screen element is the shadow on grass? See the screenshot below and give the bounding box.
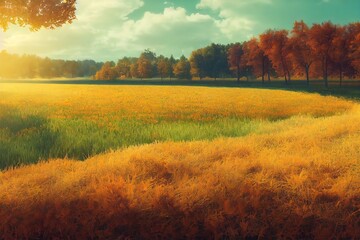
[0,106,261,170]
[0,109,59,169]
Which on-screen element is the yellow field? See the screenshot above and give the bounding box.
[0,83,354,121]
[0,84,359,239]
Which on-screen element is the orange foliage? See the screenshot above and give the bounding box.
[289,21,316,82]
[309,22,337,86]
[260,30,292,82]
[0,0,76,30]
[243,38,271,81]
[227,43,243,82]
[94,62,118,80]
[350,33,360,73]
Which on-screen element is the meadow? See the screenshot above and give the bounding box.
[0,83,359,239]
[0,83,354,170]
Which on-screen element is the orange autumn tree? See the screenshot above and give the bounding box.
[260,30,292,83]
[330,25,354,86]
[309,22,337,87]
[95,61,117,80]
[243,38,271,83]
[137,50,156,80]
[227,43,243,83]
[288,21,316,85]
[157,55,171,81]
[350,33,360,74]
[345,23,360,79]
[173,55,191,80]
[0,0,76,30]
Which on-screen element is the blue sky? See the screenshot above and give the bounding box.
[0,0,359,61]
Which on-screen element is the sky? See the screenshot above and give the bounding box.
[0,0,359,61]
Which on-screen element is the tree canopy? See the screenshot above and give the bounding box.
[0,0,77,30]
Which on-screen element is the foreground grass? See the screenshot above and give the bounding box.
[1,107,359,239]
[0,83,355,169]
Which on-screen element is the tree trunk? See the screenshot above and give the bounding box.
[325,57,328,88]
[262,57,265,84]
[305,66,310,86]
[339,64,343,87]
[322,56,328,88]
[281,58,288,84]
[237,65,240,84]
[288,70,291,82]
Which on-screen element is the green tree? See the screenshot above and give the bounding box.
[205,43,229,80]
[190,44,229,80]
[190,49,206,79]
[38,57,56,78]
[64,60,79,78]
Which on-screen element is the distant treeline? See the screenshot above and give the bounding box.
[1,21,359,86]
[0,51,103,79]
[95,21,360,87]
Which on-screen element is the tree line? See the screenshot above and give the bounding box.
[95,50,191,81]
[1,20,359,85]
[0,51,102,79]
[95,21,360,87]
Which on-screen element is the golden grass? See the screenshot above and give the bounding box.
[1,106,359,239]
[0,83,354,122]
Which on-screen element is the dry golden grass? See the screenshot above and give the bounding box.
[1,106,359,239]
[0,83,354,122]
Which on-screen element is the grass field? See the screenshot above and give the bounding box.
[0,83,354,170]
[0,83,359,239]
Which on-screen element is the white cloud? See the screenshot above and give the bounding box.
[109,7,223,57]
[76,0,143,25]
[0,0,256,60]
[215,17,255,40]
[196,0,272,41]
[197,0,272,16]
[1,0,144,60]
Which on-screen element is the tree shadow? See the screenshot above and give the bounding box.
[0,107,60,169]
